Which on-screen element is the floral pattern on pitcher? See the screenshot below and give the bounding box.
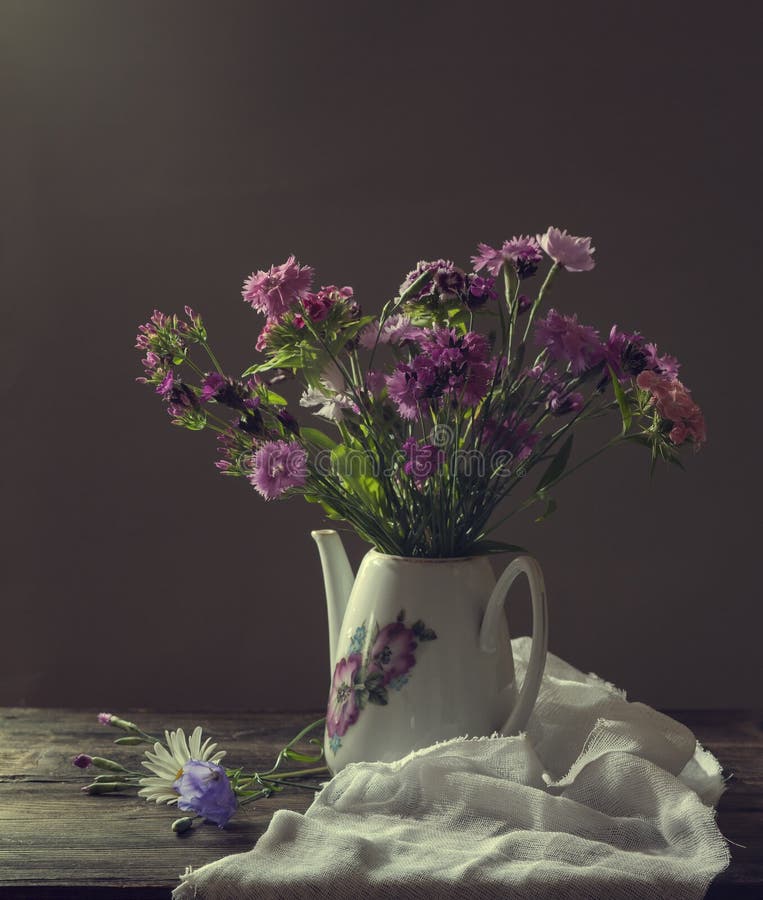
[326,610,437,753]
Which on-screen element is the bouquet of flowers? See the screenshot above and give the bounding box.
[136,227,705,557]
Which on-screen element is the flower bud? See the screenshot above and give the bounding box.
[72,754,93,769]
[114,736,146,746]
[81,782,129,795]
[172,817,195,834]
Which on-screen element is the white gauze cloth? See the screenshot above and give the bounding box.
[174,638,729,900]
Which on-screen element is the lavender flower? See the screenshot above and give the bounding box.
[535,309,604,374]
[242,255,314,320]
[173,760,237,828]
[249,440,308,500]
[538,227,596,272]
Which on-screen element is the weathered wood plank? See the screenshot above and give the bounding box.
[0,708,760,898]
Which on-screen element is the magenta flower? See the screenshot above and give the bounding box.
[636,371,706,447]
[535,309,605,374]
[402,438,445,484]
[644,343,681,378]
[484,412,539,464]
[538,227,596,272]
[173,759,237,827]
[303,285,354,323]
[326,654,363,738]
[547,390,584,415]
[73,754,93,769]
[367,623,417,686]
[97,713,114,725]
[249,440,308,500]
[155,369,176,398]
[242,255,314,320]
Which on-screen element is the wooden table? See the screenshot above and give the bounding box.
[1,709,760,899]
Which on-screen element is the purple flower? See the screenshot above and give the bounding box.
[249,440,308,500]
[73,754,93,769]
[466,274,497,307]
[471,236,543,278]
[644,343,681,378]
[402,438,445,484]
[538,227,596,272]
[97,713,114,725]
[386,328,493,419]
[400,259,467,303]
[275,409,300,435]
[483,413,539,464]
[173,759,237,828]
[326,654,362,738]
[547,390,584,415]
[199,373,227,402]
[367,623,417,686]
[242,255,314,320]
[385,357,439,420]
[517,294,532,314]
[155,369,176,398]
[535,309,605,374]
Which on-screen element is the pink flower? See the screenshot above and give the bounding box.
[256,320,276,352]
[538,227,596,272]
[359,315,419,349]
[242,255,314,320]
[249,440,308,500]
[636,371,706,447]
[367,623,417,686]
[472,237,543,278]
[326,654,362,738]
[535,309,604,374]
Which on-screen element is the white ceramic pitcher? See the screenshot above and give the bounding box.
[312,530,548,773]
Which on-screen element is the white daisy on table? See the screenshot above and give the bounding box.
[138,726,226,805]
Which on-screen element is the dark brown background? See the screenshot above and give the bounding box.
[2,0,761,711]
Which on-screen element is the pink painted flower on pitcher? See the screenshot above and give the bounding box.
[326,653,363,738]
[367,623,418,686]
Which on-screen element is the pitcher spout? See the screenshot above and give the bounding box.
[311,530,354,673]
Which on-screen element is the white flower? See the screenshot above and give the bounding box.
[300,364,356,421]
[138,726,226,805]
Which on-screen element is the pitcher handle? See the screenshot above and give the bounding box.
[479,556,548,735]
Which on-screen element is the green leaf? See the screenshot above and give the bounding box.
[411,620,438,642]
[364,673,389,706]
[609,366,633,434]
[301,428,337,451]
[534,496,557,523]
[472,540,527,555]
[535,434,574,494]
[260,388,287,406]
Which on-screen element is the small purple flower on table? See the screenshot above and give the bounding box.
[97,712,114,725]
[73,754,93,769]
[326,654,363,738]
[242,255,314,320]
[249,440,308,500]
[538,227,596,272]
[367,623,418,686]
[173,759,237,828]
